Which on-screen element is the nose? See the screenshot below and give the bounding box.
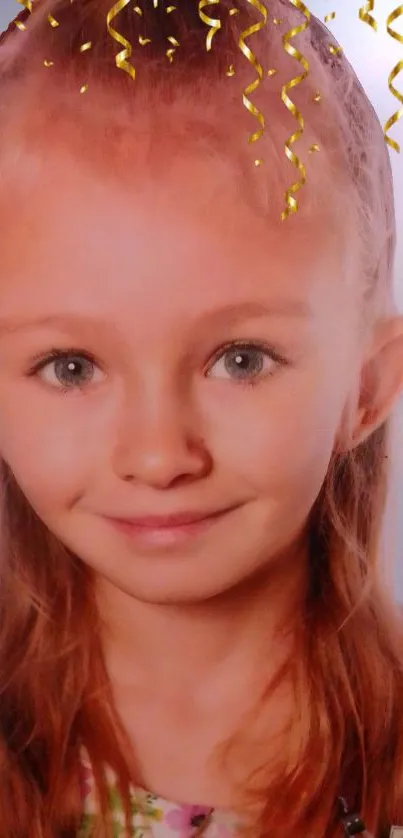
[111,387,212,489]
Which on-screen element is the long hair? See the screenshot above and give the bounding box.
[0,2,402,837]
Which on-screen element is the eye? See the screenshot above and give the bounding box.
[207,342,283,384]
[30,351,104,391]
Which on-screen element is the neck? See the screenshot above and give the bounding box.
[98,540,308,702]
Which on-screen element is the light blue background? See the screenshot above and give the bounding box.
[1,0,402,596]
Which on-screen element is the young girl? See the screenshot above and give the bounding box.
[0,0,403,836]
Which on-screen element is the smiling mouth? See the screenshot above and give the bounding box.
[103,505,240,548]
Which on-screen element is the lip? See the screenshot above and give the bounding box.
[105,508,234,528]
[103,505,239,548]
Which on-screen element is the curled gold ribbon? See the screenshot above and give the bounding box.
[238,0,268,161]
[384,5,403,153]
[106,0,136,80]
[15,0,33,30]
[166,33,179,62]
[281,0,310,220]
[358,1,377,31]
[16,0,33,13]
[198,0,221,51]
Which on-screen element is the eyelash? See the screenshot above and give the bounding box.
[206,340,288,387]
[26,347,99,393]
[26,341,289,392]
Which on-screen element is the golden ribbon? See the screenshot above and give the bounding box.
[384,6,403,153]
[198,0,221,51]
[106,0,136,80]
[19,0,403,211]
[281,0,310,220]
[16,0,33,13]
[238,0,268,164]
[15,0,33,30]
[358,1,377,31]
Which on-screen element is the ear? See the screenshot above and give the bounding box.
[348,314,403,449]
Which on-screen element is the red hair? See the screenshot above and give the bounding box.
[0,2,402,836]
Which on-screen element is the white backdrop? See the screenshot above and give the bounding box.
[1,0,402,596]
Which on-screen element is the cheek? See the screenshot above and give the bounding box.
[212,366,345,501]
[0,395,93,512]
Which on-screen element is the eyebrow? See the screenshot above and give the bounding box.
[0,299,312,336]
[201,300,313,326]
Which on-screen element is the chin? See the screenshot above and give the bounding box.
[98,563,245,606]
[62,511,301,605]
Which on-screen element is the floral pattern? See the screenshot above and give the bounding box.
[79,751,237,838]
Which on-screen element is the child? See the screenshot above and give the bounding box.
[0,0,402,836]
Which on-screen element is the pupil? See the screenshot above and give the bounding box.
[55,356,91,386]
[225,348,263,378]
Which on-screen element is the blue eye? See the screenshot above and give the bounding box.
[30,351,104,391]
[208,342,282,383]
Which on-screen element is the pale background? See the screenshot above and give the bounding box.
[1,0,402,596]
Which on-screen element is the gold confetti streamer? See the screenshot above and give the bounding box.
[198,0,222,51]
[358,1,377,32]
[280,0,311,220]
[18,0,401,213]
[384,6,403,153]
[238,0,268,164]
[165,9,180,63]
[106,0,136,80]
[15,0,32,30]
[16,0,33,11]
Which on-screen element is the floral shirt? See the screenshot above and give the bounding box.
[79,751,238,838]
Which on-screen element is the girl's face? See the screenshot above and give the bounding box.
[0,150,364,603]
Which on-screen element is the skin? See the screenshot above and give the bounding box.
[0,145,402,806]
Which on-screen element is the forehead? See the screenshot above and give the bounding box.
[0,147,352,329]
